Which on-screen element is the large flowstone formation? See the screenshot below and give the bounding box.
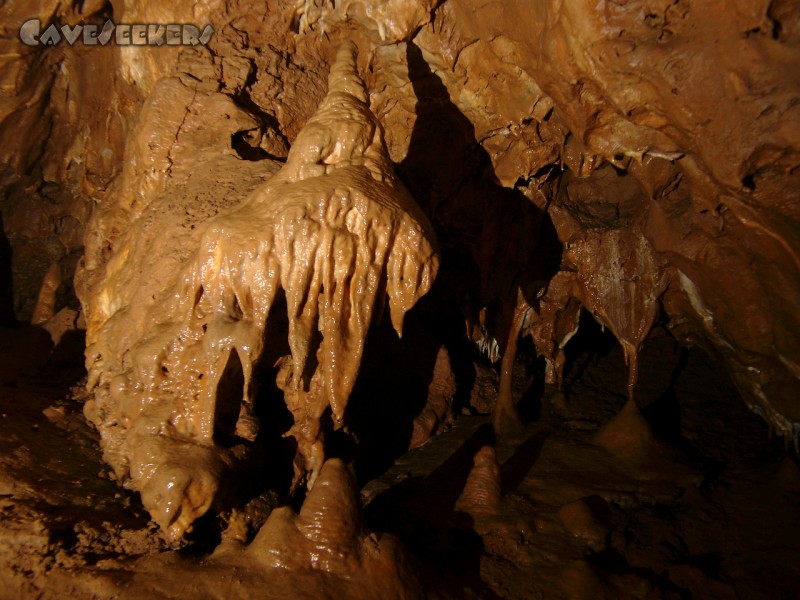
[79,43,438,540]
[1,1,799,596]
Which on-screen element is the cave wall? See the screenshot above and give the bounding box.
[1,0,799,439]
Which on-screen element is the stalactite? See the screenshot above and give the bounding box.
[565,230,667,432]
[523,271,583,391]
[82,42,438,538]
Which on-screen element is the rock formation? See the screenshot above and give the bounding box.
[455,445,502,518]
[78,42,438,539]
[2,0,797,443]
[1,0,799,596]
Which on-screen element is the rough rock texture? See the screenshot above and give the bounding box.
[2,0,797,437]
[403,0,800,442]
[1,0,799,596]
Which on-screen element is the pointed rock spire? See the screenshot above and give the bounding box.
[326,41,368,104]
[296,458,365,567]
[456,445,502,517]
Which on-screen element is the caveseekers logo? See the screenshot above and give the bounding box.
[19,19,214,47]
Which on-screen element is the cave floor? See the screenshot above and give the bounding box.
[1,325,799,599]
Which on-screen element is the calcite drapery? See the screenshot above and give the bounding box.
[564,229,667,402]
[82,43,438,540]
[497,228,665,430]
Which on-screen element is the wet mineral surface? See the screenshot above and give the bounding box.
[1,0,799,597]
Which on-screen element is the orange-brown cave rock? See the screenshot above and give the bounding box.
[1,0,800,598]
[79,41,438,540]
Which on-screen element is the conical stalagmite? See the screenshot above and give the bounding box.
[250,458,378,572]
[594,398,662,463]
[296,458,365,569]
[456,445,502,518]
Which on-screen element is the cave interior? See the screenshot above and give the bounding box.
[1,1,800,598]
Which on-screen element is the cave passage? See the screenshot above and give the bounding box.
[1,0,799,598]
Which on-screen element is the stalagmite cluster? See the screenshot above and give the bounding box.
[80,43,438,539]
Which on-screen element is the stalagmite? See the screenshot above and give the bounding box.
[455,445,502,518]
[593,396,664,463]
[294,459,365,570]
[248,457,423,597]
[30,263,61,326]
[81,42,438,539]
[494,291,529,435]
[556,496,610,553]
[251,459,366,571]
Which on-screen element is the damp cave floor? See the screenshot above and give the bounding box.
[0,324,799,599]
